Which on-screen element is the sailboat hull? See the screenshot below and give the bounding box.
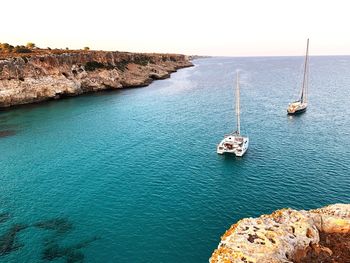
[287,101,307,115]
[287,106,307,115]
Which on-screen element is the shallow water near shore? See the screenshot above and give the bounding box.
[1,56,350,262]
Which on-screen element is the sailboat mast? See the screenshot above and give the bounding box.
[301,38,309,103]
[235,71,240,135]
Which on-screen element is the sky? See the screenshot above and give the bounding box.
[1,0,350,56]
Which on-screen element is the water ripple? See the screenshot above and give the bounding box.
[0,57,350,262]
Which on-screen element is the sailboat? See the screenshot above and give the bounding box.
[287,38,310,115]
[217,71,249,157]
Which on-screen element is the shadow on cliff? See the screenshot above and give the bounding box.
[0,88,125,113]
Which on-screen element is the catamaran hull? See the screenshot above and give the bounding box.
[217,137,249,157]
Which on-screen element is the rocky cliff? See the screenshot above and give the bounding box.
[0,51,193,108]
[210,204,350,263]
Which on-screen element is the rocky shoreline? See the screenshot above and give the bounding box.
[210,204,350,263]
[0,51,193,108]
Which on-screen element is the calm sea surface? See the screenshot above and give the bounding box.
[1,56,350,262]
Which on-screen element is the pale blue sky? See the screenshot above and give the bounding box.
[1,0,349,56]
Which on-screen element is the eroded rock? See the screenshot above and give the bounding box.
[0,51,193,108]
[210,204,350,263]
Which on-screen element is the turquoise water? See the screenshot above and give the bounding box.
[1,56,350,262]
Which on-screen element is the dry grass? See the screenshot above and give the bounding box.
[0,48,90,60]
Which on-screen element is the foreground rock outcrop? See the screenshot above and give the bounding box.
[0,51,193,108]
[210,204,350,263]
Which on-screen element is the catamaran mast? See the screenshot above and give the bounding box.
[235,71,240,135]
[301,38,309,103]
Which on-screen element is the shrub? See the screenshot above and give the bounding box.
[0,43,14,52]
[85,61,105,71]
[84,47,90,51]
[133,55,150,66]
[14,46,32,53]
[115,60,128,71]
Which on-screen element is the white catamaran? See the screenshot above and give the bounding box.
[287,38,310,115]
[217,72,249,157]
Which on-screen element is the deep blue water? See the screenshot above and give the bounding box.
[0,56,350,262]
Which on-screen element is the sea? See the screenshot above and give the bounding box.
[1,56,349,262]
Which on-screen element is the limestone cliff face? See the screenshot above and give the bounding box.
[210,204,350,263]
[0,51,193,108]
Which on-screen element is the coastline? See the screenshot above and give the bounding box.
[0,50,193,109]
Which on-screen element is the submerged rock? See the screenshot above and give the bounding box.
[42,236,99,263]
[0,212,10,224]
[210,204,350,263]
[0,214,99,261]
[34,217,99,262]
[34,218,73,234]
[0,224,28,256]
[0,130,16,138]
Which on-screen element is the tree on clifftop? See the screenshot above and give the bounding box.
[26,42,36,49]
[84,47,90,51]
